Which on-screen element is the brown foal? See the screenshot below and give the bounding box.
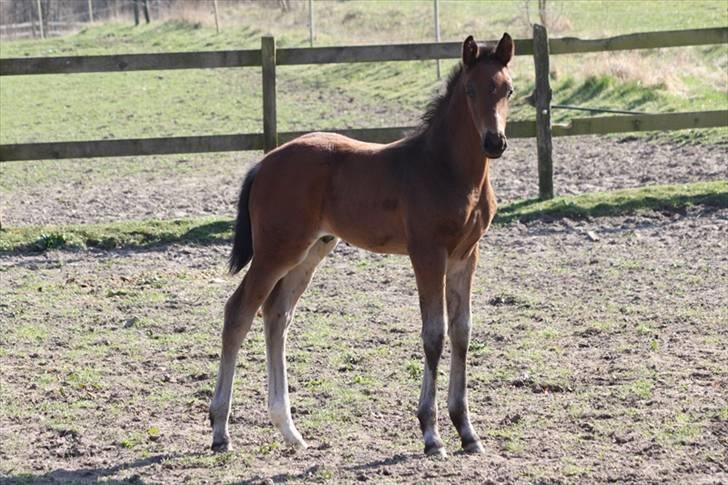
[209,33,515,457]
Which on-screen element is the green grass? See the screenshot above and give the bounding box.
[1,175,726,483]
[1,181,724,253]
[0,216,231,252]
[496,180,728,224]
[0,2,725,146]
[1,1,724,56]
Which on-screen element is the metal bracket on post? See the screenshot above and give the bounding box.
[533,23,554,200]
[261,36,277,153]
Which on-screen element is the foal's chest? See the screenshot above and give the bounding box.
[449,186,497,258]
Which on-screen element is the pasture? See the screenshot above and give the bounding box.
[1,1,727,483]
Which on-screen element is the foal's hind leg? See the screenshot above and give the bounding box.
[209,256,298,452]
[263,236,338,448]
[446,247,484,453]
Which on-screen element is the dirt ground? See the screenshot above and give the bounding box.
[1,136,727,484]
[1,135,726,227]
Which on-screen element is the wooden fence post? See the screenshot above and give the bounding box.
[88,0,94,22]
[133,0,140,26]
[142,0,150,23]
[533,23,553,199]
[36,0,45,39]
[308,0,314,47]
[262,36,278,153]
[213,0,220,34]
[434,0,441,79]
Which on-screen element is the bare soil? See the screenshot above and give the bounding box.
[1,135,726,227]
[0,136,726,483]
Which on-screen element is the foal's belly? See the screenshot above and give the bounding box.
[322,208,409,255]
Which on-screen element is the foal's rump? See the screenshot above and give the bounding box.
[242,132,409,260]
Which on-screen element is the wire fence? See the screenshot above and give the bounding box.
[0,0,448,44]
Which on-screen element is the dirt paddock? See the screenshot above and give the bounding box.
[1,136,726,483]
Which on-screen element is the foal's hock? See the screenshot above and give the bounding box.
[209,33,515,457]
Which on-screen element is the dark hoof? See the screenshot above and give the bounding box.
[211,440,231,453]
[424,440,447,457]
[462,440,485,454]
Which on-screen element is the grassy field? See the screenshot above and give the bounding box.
[0,0,726,145]
[1,201,726,483]
[0,2,726,483]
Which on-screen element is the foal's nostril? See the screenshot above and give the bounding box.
[483,131,507,156]
[483,131,498,152]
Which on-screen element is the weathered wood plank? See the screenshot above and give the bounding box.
[552,110,728,136]
[0,121,538,162]
[0,50,262,75]
[1,113,723,162]
[533,24,554,200]
[3,27,724,76]
[0,134,264,162]
[261,36,278,153]
[506,120,537,139]
[272,38,533,65]
[550,27,727,54]
[0,38,531,76]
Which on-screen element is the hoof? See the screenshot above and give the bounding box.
[462,440,485,454]
[211,440,231,453]
[285,438,308,450]
[424,440,447,457]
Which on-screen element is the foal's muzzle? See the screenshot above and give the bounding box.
[483,131,508,159]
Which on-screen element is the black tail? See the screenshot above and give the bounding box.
[229,163,260,274]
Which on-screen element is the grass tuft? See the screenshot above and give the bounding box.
[1,181,725,254]
[495,180,727,224]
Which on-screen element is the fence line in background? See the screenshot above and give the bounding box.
[4,27,726,75]
[1,27,727,199]
[2,112,724,163]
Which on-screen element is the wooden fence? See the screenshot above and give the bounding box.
[1,26,726,199]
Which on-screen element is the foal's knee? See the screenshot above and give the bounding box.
[422,325,445,368]
[448,317,471,352]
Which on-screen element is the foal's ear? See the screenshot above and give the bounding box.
[495,32,514,66]
[462,35,479,67]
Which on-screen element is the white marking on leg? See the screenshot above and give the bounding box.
[263,237,337,448]
[209,260,292,451]
[446,250,482,451]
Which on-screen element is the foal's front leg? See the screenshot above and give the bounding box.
[446,248,485,453]
[410,246,448,456]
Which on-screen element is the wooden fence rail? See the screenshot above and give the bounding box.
[3,112,724,163]
[2,27,725,75]
[1,26,726,198]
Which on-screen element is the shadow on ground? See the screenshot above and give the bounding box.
[1,453,200,484]
[1,219,233,256]
[495,188,727,224]
[2,184,726,255]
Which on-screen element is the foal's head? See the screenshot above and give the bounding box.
[461,33,515,159]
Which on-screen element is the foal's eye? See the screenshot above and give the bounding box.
[507,87,514,99]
